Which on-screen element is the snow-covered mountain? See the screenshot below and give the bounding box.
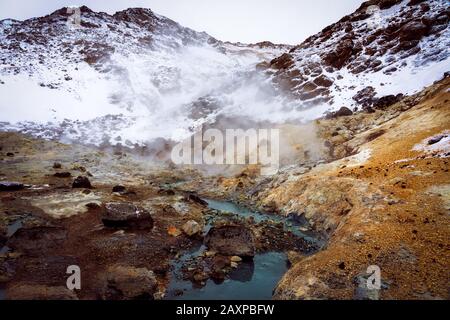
[0,6,288,146]
[0,1,448,147]
[265,0,449,112]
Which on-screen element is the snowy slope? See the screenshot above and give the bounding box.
[0,1,449,148]
[0,6,288,146]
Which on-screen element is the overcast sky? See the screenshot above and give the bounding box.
[0,0,365,44]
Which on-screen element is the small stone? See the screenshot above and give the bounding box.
[230,262,239,268]
[230,256,242,262]
[72,176,92,189]
[112,185,126,193]
[53,162,62,169]
[181,220,202,237]
[167,226,181,237]
[204,251,216,257]
[193,272,209,282]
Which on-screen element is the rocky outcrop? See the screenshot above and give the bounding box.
[102,202,154,229]
[204,225,255,257]
[266,0,449,109]
[72,176,92,189]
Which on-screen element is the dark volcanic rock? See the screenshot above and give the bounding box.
[352,86,376,107]
[112,185,126,193]
[373,94,404,109]
[428,134,446,145]
[102,202,154,229]
[72,176,92,189]
[204,225,255,258]
[53,172,72,178]
[322,39,355,69]
[53,162,62,169]
[101,265,158,300]
[185,193,208,206]
[0,181,24,191]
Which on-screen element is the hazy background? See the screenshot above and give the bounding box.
[0,0,365,44]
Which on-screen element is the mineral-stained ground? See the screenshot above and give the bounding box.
[0,77,449,300]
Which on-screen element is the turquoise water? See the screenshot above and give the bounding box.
[166,252,288,300]
[165,199,317,300]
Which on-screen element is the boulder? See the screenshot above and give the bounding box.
[7,284,78,300]
[373,94,404,109]
[204,225,255,258]
[0,181,24,191]
[112,185,126,193]
[102,265,158,300]
[399,21,429,41]
[102,202,154,229]
[181,220,202,237]
[72,176,92,189]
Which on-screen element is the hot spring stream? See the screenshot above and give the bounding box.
[165,199,321,300]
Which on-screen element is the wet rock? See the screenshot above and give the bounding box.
[204,225,255,257]
[102,265,158,300]
[102,202,154,230]
[112,185,126,193]
[230,256,242,263]
[181,220,202,237]
[7,284,78,300]
[72,176,92,189]
[185,193,208,206]
[193,271,209,282]
[0,181,24,191]
[210,255,231,280]
[53,172,71,178]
